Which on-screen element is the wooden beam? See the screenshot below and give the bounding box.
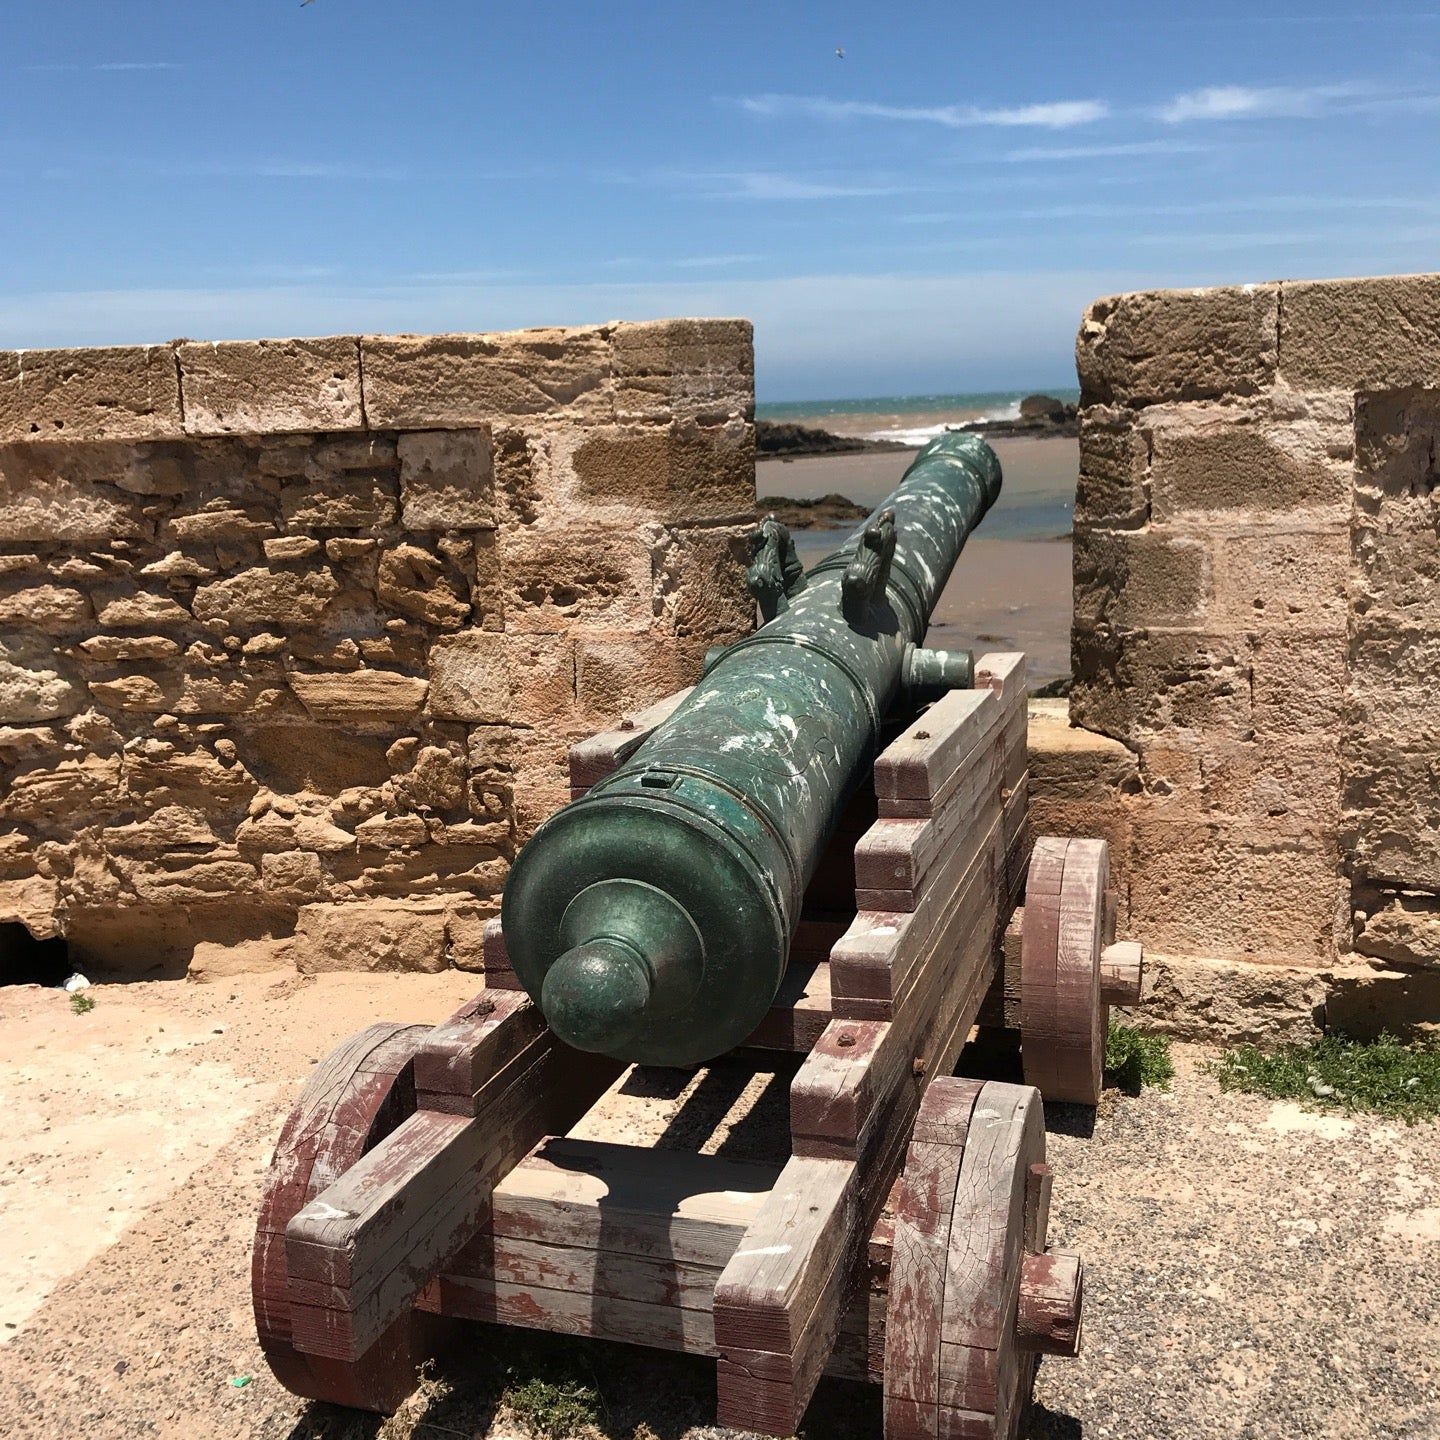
[286,1030,620,1362]
[567,687,692,794]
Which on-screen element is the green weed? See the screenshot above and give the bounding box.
[1105,1019,1174,1093]
[69,992,95,1015]
[1212,1032,1440,1123]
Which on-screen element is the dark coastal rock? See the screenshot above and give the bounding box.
[754,492,868,529]
[960,394,1078,439]
[755,420,906,459]
[1020,393,1070,422]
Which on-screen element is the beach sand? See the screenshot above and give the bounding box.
[758,436,1077,688]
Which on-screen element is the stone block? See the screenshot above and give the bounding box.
[1076,284,1278,408]
[0,344,183,442]
[502,529,654,634]
[88,675,178,713]
[1138,951,1324,1043]
[1280,274,1440,391]
[427,631,507,722]
[376,542,471,628]
[1122,813,1341,965]
[177,337,362,435]
[1070,628,1251,744]
[0,656,84,722]
[1249,633,1349,741]
[0,585,90,632]
[1074,407,1148,528]
[294,899,449,974]
[1207,526,1350,636]
[575,632,697,725]
[264,535,321,563]
[650,522,754,640]
[0,443,148,544]
[280,468,398,529]
[446,899,499,972]
[561,417,754,522]
[1342,737,1440,890]
[610,318,754,423]
[361,326,613,429]
[1072,528,1209,632]
[1325,961,1440,1040]
[397,429,495,530]
[192,567,339,629]
[503,634,578,722]
[1145,401,1353,519]
[95,590,192,628]
[1354,891,1440,968]
[289,670,428,723]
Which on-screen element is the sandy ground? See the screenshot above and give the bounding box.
[1,975,1436,1440]
[759,439,1076,688]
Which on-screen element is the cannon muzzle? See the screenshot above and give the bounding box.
[502,431,1002,1064]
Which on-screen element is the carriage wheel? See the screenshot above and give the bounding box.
[252,1021,432,1411]
[883,1079,1082,1440]
[1020,838,1109,1105]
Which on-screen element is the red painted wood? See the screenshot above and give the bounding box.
[251,1022,434,1412]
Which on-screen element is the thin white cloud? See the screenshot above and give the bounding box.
[1159,81,1376,122]
[1003,140,1213,162]
[736,93,1108,130]
[154,158,407,181]
[693,170,909,201]
[25,61,179,73]
[672,253,766,268]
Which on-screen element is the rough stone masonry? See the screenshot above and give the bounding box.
[0,322,756,977]
[1067,273,1440,1038]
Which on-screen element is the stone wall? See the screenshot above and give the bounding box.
[0,321,755,977]
[1069,274,1440,1035]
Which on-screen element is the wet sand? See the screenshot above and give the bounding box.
[759,436,1077,688]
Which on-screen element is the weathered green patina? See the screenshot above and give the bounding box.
[501,432,1003,1064]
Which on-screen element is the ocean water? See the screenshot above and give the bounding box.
[758,389,1080,448]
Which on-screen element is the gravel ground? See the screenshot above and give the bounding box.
[0,976,1435,1440]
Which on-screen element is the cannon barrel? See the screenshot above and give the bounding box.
[501,432,1003,1065]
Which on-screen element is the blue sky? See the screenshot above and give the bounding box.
[3,2,1439,398]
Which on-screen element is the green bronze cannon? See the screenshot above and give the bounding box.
[501,431,1003,1065]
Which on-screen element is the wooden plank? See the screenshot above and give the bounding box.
[714,1155,855,1355]
[873,688,997,804]
[439,1234,722,1312]
[567,686,693,792]
[412,991,540,1113]
[487,1137,776,1267]
[745,959,833,1052]
[936,1084,1042,1420]
[425,1273,717,1353]
[855,716,1018,910]
[713,1155,858,1434]
[286,1036,621,1361]
[883,1080,985,1438]
[831,804,1004,1015]
[877,705,1026,822]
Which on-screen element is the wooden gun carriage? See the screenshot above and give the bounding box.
[253,651,1143,1438]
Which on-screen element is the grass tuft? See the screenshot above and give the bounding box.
[499,1344,603,1440]
[69,992,95,1015]
[1212,1032,1440,1123]
[1105,1019,1173,1093]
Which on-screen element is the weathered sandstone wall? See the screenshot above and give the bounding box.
[0,321,755,977]
[1067,274,1440,1036]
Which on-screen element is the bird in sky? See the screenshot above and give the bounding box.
[835,46,845,59]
